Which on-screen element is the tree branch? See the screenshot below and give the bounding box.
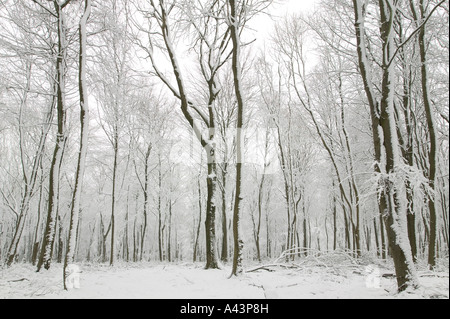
[31,0,56,17]
[387,0,447,68]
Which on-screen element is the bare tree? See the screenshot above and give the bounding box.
[408,0,439,269]
[91,0,136,265]
[227,0,273,276]
[63,0,91,289]
[352,0,421,291]
[37,0,73,272]
[133,0,236,269]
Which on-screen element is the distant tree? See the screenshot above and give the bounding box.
[91,0,135,265]
[0,3,56,265]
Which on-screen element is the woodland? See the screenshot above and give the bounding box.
[0,0,448,296]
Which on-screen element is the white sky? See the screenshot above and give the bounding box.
[250,0,318,46]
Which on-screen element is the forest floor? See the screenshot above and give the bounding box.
[1,256,448,299]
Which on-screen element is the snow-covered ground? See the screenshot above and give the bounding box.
[1,259,448,299]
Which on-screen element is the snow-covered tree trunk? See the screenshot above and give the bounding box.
[229,0,244,276]
[205,149,220,268]
[379,0,420,291]
[37,0,70,272]
[141,0,231,269]
[139,144,152,261]
[193,169,203,262]
[220,162,229,262]
[409,0,439,269]
[110,132,118,266]
[63,0,91,289]
[352,0,419,292]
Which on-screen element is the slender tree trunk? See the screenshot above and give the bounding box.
[397,27,418,262]
[332,180,337,251]
[266,210,271,258]
[229,0,244,277]
[221,164,228,262]
[193,174,202,262]
[373,218,380,257]
[256,178,264,262]
[140,144,152,261]
[56,213,63,264]
[37,1,69,272]
[338,80,361,256]
[133,215,138,262]
[168,207,171,262]
[64,0,91,289]
[158,157,163,262]
[274,123,291,257]
[110,134,118,266]
[409,0,438,269]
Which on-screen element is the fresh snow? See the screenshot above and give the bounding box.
[1,262,448,299]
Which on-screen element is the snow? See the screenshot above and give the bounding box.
[1,261,448,299]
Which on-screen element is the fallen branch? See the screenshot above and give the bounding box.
[245,263,300,273]
[8,278,30,282]
[419,273,449,278]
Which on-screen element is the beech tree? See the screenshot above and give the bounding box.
[63,0,91,289]
[409,0,439,269]
[227,0,273,276]
[133,0,235,269]
[36,0,73,272]
[350,0,445,291]
[228,0,244,276]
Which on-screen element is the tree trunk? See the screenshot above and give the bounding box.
[397,26,418,261]
[64,0,91,289]
[410,0,438,269]
[37,1,68,272]
[221,165,228,262]
[193,174,202,262]
[110,134,118,266]
[158,157,163,262]
[205,160,219,269]
[379,0,419,291]
[352,0,419,291]
[332,180,337,250]
[146,1,223,270]
[229,0,244,277]
[140,144,152,261]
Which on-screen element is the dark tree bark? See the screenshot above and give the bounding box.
[352,0,419,291]
[37,0,70,272]
[229,0,244,276]
[409,0,439,269]
[143,1,230,269]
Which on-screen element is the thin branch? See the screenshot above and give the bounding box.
[61,0,72,9]
[387,0,447,68]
